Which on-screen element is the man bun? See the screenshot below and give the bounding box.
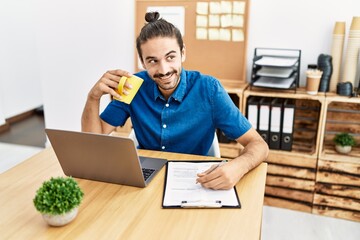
[145,12,160,23]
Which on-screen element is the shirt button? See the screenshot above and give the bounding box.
[163,124,167,128]
[165,103,169,107]
[162,146,165,150]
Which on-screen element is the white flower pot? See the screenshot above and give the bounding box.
[335,145,352,154]
[42,207,78,227]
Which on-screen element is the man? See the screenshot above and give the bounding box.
[82,12,268,190]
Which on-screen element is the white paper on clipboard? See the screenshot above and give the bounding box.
[162,162,240,208]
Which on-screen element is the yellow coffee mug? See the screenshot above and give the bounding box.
[114,75,144,104]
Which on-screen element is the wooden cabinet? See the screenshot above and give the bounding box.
[241,87,325,213]
[235,87,360,222]
[313,94,360,222]
[218,81,248,158]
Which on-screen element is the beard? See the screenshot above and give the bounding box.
[152,69,180,91]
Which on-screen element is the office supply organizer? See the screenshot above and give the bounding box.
[250,48,301,91]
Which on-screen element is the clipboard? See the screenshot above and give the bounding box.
[162,161,241,209]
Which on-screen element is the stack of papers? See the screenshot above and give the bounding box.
[255,56,298,67]
[253,76,296,89]
[256,67,294,78]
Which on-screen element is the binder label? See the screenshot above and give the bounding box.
[270,107,281,132]
[248,105,258,129]
[283,108,294,133]
[259,105,270,130]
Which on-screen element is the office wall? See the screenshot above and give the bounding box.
[0,0,42,120]
[247,0,359,86]
[0,106,5,126]
[35,0,135,131]
[2,0,358,132]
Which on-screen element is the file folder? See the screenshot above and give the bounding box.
[281,99,295,151]
[246,96,261,130]
[269,98,283,150]
[258,97,272,144]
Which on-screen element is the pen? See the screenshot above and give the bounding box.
[206,160,227,174]
[196,160,227,184]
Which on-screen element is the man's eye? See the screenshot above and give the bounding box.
[148,59,156,64]
[167,56,175,60]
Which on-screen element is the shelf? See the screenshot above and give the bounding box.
[219,83,360,222]
[321,145,360,163]
[243,88,324,157]
[220,79,248,94]
[314,157,360,222]
[314,95,360,222]
[243,87,325,101]
[318,97,360,161]
[219,142,243,159]
[325,93,360,104]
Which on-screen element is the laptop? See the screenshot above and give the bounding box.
[45,128,167,188]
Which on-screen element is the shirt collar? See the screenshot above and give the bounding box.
[153,68,187,103]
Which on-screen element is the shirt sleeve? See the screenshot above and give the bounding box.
[211,79,251,140]
[100,100,130,127]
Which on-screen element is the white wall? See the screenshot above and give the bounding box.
[0,106,5,126]
[0,0,42,120]
[35,0,135,131]
[247,0,360,86]
[2,0,359,131]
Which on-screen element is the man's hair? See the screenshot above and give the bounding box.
[136,12,184,63]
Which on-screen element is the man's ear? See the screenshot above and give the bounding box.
[181,44,186,63]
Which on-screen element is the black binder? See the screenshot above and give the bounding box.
[269,98,283,150]
[280,99,295,151]
[258,97,272,144]
[246,96,261,130]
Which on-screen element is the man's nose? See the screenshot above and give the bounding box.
[158,60,170,74]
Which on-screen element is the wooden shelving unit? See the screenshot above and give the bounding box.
[235,88,360,222]
[313,94,360,222]
[241,87,325,212]
[217,81,248,158]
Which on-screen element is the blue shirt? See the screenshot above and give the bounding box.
[100,69,251,155]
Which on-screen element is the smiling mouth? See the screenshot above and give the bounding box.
[154,71,176,80]
[159,73,173,81]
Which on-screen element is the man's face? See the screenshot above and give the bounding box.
[140,37,185,96]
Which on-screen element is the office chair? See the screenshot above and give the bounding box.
[129,129,221,158]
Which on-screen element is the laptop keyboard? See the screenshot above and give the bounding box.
[142,168,155,181]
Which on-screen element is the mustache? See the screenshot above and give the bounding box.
[153,70,177,79]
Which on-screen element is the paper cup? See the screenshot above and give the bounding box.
[333,21,346,35]
[342,36,360,83]
[349,29,360,37]
[330,34,345,92]
[350,16,360,31]
[115,75,144,104]
[306,76,322,95]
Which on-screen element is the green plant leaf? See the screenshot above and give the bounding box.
[333,133,357,147]
[33,176,84,215]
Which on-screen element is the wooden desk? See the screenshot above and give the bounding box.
[0,148,267,240]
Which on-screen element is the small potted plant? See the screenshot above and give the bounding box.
[33,176,84,226]
[333,132,357,154]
